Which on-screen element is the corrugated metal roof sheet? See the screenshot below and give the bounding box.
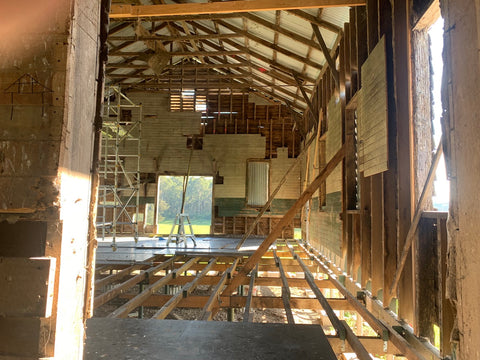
[107,1,352,113]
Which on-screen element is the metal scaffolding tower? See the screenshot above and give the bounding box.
[97,87,142,250]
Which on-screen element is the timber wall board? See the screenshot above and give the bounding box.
[357,36,388,177]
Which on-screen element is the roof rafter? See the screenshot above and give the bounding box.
[185,20,317,84]
[211,20,324,70]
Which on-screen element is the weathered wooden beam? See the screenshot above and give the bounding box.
[110,50,245,57]
[121,294,353,311]
[151,258,217,319]
[109,33,243,42]
[107,257,199,318]
[107,61,251,70]
[287,244,345,338]
[341,320,374,360]
[110,1,367,19]
[95,263,146,288]
[311,23,340,88]
[140,274,333,288]
[388,139,443,298]
[223,144,346,295]
[273,250,295,324]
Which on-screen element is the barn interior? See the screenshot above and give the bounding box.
[1,0,478,359]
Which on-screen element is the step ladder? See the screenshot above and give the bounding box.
[167,213,197,247]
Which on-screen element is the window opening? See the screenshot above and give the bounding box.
[156,176,213,235]
[429,17,449,210]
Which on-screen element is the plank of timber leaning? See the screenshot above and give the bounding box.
[222,144,346,296]
[110,1,367,18]
[0,257,55,317]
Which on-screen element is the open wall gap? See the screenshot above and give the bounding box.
[429,17,449,211]
[156,175,213,235]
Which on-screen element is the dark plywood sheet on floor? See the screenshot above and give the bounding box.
[85,319,337,360]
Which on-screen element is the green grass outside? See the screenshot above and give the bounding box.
[156,224,303,238]
[156,222,211,235]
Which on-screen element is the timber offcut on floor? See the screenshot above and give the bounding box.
[85,318,337,360]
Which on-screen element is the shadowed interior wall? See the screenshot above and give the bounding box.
[0,0,100,358]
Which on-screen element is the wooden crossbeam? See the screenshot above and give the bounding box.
[110,50,245,57]
[94,256,178,308]
[108,73,295,82]
[95,263,146,288]
[110,1,367,19]
[151,258,217,319]
[223,144,346,295]
[109,33,243,42]
[120,293,353,311]
[106,61,250,70]
[107,257,199,318]
[134,274,333,288]
[200,259,240,321]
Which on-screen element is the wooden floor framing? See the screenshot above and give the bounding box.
[92,238,421,358]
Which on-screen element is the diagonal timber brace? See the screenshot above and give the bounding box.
[222,144,346,296]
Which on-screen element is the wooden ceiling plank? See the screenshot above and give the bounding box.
[110,1,366,19]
